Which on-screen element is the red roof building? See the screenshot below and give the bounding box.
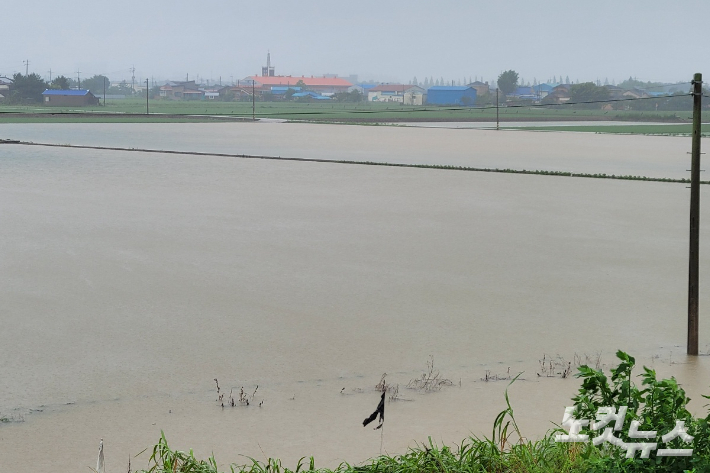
[247,75,352,94]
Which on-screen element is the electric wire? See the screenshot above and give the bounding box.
[0,89,698,118]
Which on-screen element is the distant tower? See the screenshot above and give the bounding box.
[261,52,275,77]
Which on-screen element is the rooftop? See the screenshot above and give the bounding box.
[249,76,352,87]
[428,86,473,91]
[42,89,92,96]
[369,84,422,93]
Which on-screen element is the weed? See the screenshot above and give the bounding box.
[215,378,261,408]
[571,350,710,472]
[137,376,590,472]
[406,356,453,392]
[481,367,512,382]
[374,373,405,401]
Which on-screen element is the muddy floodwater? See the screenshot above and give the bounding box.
[2,123,710,472]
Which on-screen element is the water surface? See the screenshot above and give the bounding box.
[1,123,710,472]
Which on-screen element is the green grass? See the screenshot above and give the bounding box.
[506,124,710,136]
[0,99,695,124]
[139,377,592,473]
[134,352,710,473]
[139,433,591,473]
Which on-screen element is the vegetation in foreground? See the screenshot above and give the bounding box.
[135,351,709,473]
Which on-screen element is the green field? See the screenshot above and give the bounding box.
[0,99,695,125]
[506,123,710,135]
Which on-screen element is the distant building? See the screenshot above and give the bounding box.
[532,83,554,98]
[621,88,651,99]
[0,76,13,100]
[42,89,99,106]
[542,84,571,104]
[204,90,220,100]
[426,86,477,106]
[467,81,489,96]
[292,91,330,100]
[217,85,255,101]
[603,85,625,100]
[270,86,301,95]
[159,81,204,100]
[367,84,426,105]
[246,75,352,94]
[349,83,376,95]
[509,86,538,101]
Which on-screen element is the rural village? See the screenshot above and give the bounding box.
[0,53,696,110]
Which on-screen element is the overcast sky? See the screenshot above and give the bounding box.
[5,0,709,86]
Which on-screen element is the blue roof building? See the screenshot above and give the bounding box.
[270,86,301,95]
[426,86,477,106]
[41,89,99,106]
[532,83,554,94]
[292,91,330,100]
[514,86,533,96]
[42,89,94,96]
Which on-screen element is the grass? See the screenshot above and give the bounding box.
[135,352,710,473]
[138,377,592,473]
[0,99,696,125]
[507,124,710,136]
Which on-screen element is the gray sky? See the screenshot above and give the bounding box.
[5,0,708,86]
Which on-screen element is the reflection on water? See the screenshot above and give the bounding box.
[1,123,710,473]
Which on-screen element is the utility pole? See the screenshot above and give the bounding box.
[23,59,29,76]
[496,88,499,130]
[252,80,256,121]
[688,72,703,356]
[76,69,81,89]
[131,66,136,94]
[146,79,149,115]
[48,69,52,82]
[103,76,106,106]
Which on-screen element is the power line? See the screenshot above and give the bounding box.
[223,93,694,119]
[10,140,710,185]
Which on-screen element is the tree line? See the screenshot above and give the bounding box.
[4,73,135,104]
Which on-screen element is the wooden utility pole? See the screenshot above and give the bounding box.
[688,72,702,356]
[496,88,499,130]
[252,80,256,121]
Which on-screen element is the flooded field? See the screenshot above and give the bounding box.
[1,123,710,472]
[0,121,698,178]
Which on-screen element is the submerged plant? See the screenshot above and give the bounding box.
[138,376,589,473]
[406,356,454,392]
[137,351,710,473]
